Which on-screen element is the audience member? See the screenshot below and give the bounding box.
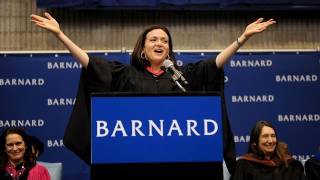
[0,128,50,180]
[230,120,306,180]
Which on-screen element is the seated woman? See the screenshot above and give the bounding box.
[305,149,320,180]
[0,128,50,180]
[231,120,306,180]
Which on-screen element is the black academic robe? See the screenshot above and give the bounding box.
[231,158,306,180]
[63,56,236,173]
[305,157,320,180]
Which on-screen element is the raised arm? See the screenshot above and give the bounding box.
[31,12,89,68]
[215,18,276,68]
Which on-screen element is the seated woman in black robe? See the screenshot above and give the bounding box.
[30,12,275,175]
[231,121,306,180]
[305,151,320,180]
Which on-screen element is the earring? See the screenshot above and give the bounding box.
[140,52,146,59]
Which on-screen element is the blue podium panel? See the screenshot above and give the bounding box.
[91,93,222,164]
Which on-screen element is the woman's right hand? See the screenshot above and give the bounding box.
[31,12,61,36]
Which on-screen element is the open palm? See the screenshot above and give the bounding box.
[31,12,61,35]
[244,18,276,38]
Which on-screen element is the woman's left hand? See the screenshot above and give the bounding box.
[243,18,276,38]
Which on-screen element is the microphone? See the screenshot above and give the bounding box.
[162,59,189,85]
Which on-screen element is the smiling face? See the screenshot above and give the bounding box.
[258,126,277,157]
[5,133,26,164]
[143,29,169,69]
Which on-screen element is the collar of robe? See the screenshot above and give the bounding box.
[240,153,292,167]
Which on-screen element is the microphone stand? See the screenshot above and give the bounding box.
[174,80,187,92]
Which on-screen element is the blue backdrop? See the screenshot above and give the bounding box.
[0,51,319,179]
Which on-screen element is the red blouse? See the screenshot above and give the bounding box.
[6,163,50,180]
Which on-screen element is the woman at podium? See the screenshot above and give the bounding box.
[31,12,275,174]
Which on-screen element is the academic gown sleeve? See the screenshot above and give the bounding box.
[63,56,126,164]
[182,59,236,174]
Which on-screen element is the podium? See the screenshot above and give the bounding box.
[90,92,223,179]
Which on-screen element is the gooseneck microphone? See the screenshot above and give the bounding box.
[161,59,188,92]
[162,59,189,85]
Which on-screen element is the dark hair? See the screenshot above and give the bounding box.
[0,128,35,170]
[131,25,176,69]
[29,136,44,159]
[248,120,289,166]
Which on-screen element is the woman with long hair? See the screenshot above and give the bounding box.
[0,128,50,180]
[231,121,306,180]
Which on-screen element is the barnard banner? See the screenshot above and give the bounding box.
[0,52,319,180]
[91,94,223,164]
